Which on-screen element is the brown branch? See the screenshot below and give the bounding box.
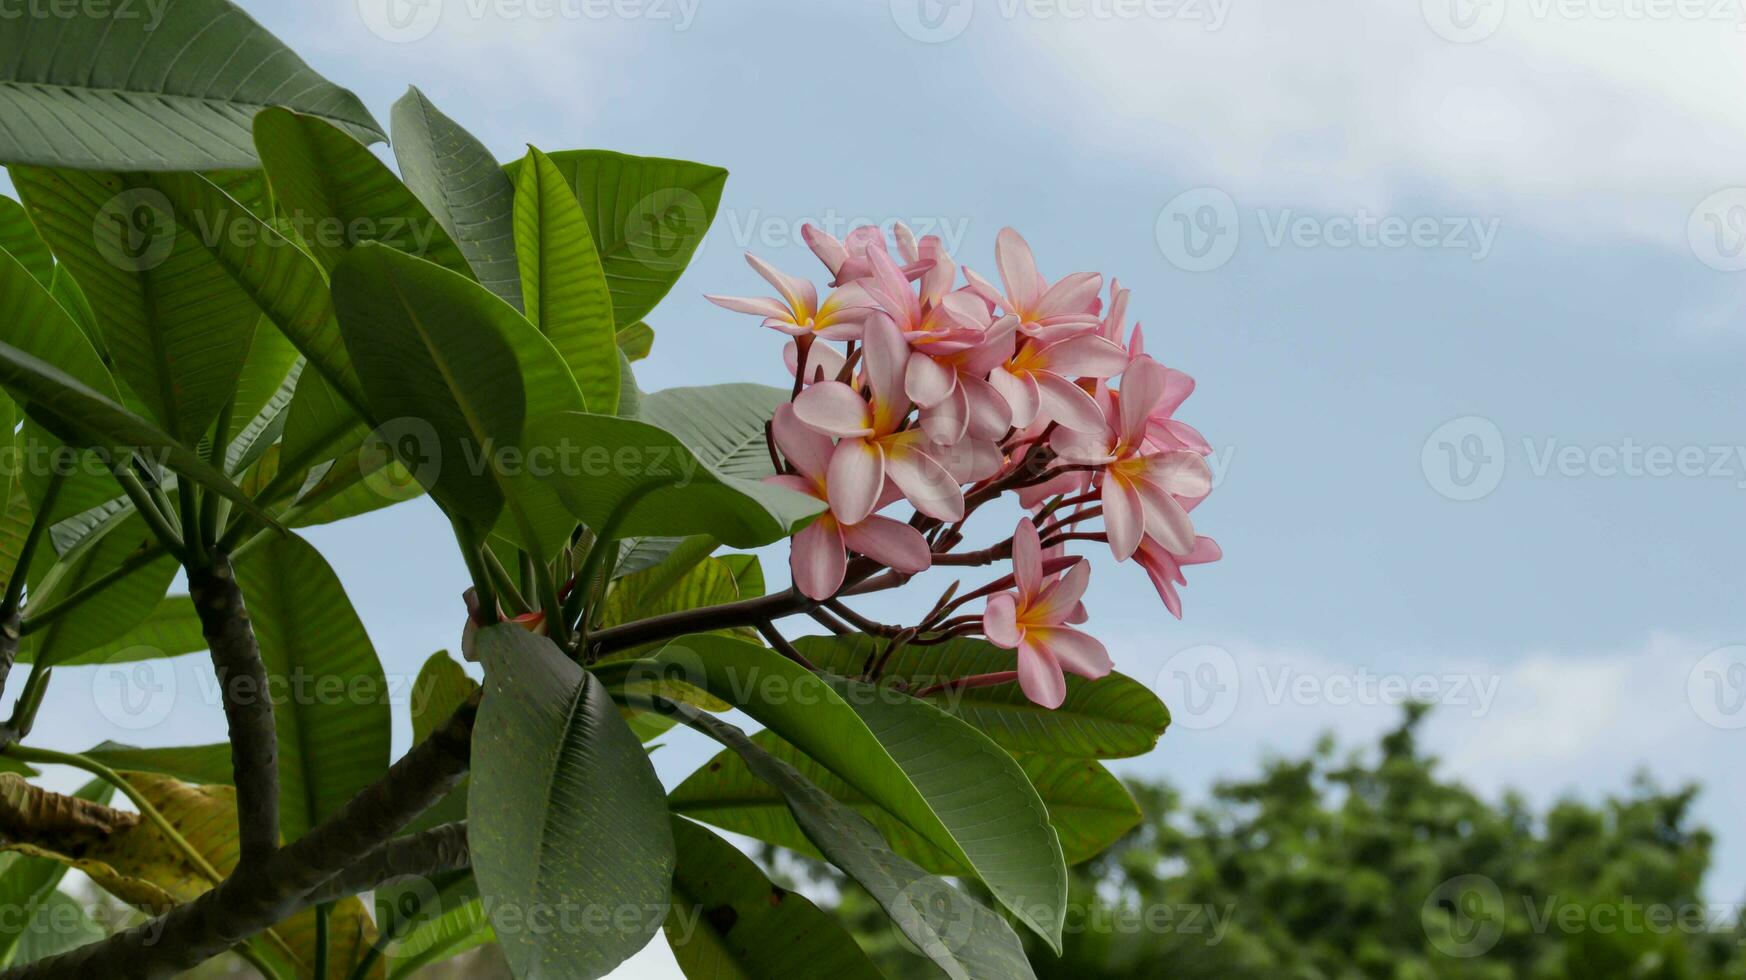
[186,551,278,870]
[303,822,470,907]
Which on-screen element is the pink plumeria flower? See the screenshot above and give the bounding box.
[1135,356,1212,455]
[983,518,1112,709]
[706,252,875,340]
[765,405,931,600]
[791,314,967,523]
[914,315,1019,445]
[864,239,989,359]
[988,331,1130,433]
[1136,535,1222,619]
[803,224,931,288]
[1050,357,1213,560]
[964,228,1104,344]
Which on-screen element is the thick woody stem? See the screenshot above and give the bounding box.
[186,552,279,871]
[303,822,471,906]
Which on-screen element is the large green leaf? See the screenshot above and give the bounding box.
[797,634,1170,759]
[0,237,118,398]
[252,108,469,278]
[234,532,391,842]
[633,635,1062,945]
[22,513,177,669]
[673,738,1141,869]
[638,384,789,480]
[0,0,383,170]
[649,698,1035,980]
[0,196,51,286]
[331,242,583,558]
[144,170,364,411]
[525,411,821,549]
[81,742,234,788]
[514,147,619,413]
[393,88,521,311]
[38,594,205,667]
[0,340,277,526]
[616,322,654,362]
[403,650,475,836]
[3,889,103,967]
[665,816,883,980]
[503,151,725,326]
[470,625,674,980]
[10,166,264,441]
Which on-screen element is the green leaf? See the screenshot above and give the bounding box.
[41,594,203,667]
[470,625,674,980]
[393,88,521,311]
[525,411,821,549]
[616,322,654,362]
[10,166,263,441]
[403,650,476,836]
[81,742,235,787]
[647,698,1035,980]
[797,634,1170,759]
[143,170,365,412]
[717,553,765,598]
[331,242,584,559]
[252,108,469,279]
[514,146,619,414]
[21,514,177,670]
[665,816,884,980]
[0,234,119,398]
[3,889,104,967]
[634,635,1063,945]
[503,151,726,325]
[0,339,278,527]
[234,532,391,842]
[659,658,1069,950]
[673,738,1141,868]
[638,384,790,480]
[0,0,383,170]
[0,196,51,286]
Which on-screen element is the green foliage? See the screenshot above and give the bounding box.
[470,625,674,979]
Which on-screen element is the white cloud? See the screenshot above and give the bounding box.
[1003,0,1746,248]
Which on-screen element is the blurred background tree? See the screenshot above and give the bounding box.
[813,704,1746,979]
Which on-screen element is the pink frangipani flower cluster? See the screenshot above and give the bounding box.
[710,225,1221,708]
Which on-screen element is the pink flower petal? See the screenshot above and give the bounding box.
[842,514,932,574]
[1035,271,1104,319]
[1133,478,1196,554]
[1035,334,1131,379]
[1035,371,1110,434]
[1144,451,1213,499]
[861,315,913,431]
[960,375,1013,442]
[746,253,816,317]
[792,381,874,438]
[1012,516,1043,602]
[802,224,848,276]
[1030,559,1090,624]
[884,437,965,521]
[1016,638,1068,708]
[984,592,1022,648]
[995,227,1043,311]
[905,351,958,409]
[772,404,834,483]
[826,438,885,524]
[1030,627,1111,680]
[989,366,1041,429]
[785,340,847,386]
[1118,356,1169,448]
[919,384,970,446]
[707,294,791,319]
[791,515,847,600]
[1102,476,1146,561]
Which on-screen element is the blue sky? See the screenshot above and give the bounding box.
[11,0,1746,973]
